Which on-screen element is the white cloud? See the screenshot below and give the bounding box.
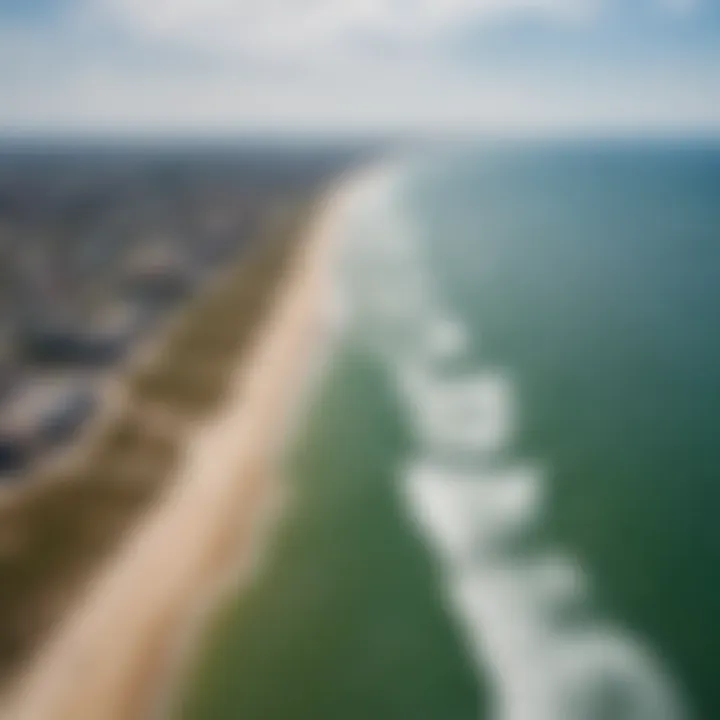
[94,0,596,59]
[3,37,718,137]
[1,0,712,134]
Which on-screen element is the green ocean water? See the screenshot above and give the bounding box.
[178,347,483,719]
[179,141,720,720]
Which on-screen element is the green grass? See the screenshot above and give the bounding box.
[0,200,313,689]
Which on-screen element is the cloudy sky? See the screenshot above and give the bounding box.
[1,0,718,136]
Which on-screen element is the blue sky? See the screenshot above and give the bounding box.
[0,0,718,136]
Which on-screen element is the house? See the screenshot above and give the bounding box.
[0,376,97,475]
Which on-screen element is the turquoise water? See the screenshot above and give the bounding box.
[181,141,720,720]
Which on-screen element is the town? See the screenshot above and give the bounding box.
[0,142,366,481]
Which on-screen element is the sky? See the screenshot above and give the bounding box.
[0,0,718,137]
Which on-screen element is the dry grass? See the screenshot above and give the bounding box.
[0,200,311,692]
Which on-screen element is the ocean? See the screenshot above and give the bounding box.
[179,140,720,720]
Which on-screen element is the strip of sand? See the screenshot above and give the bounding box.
[3,177,352,720]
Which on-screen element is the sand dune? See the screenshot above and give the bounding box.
[4,180,349,720]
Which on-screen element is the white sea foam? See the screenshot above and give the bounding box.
[544,629,688,720]
[450,559,593,719]
[423,314,469,362]
[452,556,589,653]
[332,160,688,720]
[335,179,446,361]
[403,461,543,564]
[399,369,515,457]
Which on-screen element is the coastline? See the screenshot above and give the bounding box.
[3,171,360,720]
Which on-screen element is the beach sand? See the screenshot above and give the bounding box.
[3,177,352,720]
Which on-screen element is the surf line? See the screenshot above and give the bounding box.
[335,172,689,720]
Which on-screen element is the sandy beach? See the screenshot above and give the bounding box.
[3,176,352,720]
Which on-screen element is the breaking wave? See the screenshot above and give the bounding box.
[331,162,690,720]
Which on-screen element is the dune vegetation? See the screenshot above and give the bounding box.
[0,199,312,692]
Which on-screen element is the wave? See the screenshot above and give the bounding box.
[403,460,543,565]
[331,160,690,720]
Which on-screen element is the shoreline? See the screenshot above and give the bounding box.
[0,239,245,508]
[3,172,359,720]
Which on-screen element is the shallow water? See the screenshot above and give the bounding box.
[180,141,720,720]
